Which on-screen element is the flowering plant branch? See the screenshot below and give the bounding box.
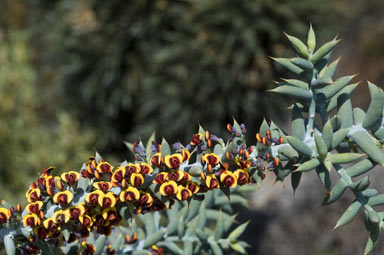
[1,25,384,255]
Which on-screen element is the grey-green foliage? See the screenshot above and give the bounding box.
[268,25,384,254]
[79,187,253,255]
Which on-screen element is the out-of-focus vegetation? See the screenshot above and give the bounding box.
[26,0,339,156]
[0,7,95,203]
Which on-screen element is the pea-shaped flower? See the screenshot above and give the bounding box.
[53,190,73,206]
[0,208,11,224]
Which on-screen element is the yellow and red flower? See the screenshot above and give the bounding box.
[98,192,117,209]
[159,181,178,196]
[53,190,73,207]
[34,226,49,239]
[190,133,203,146]
[60,171,80,186]
[181,149,191,161]
[79,215,93,229]
[68,203,86,220]
[167,170,184,182]
[26,188,42,203]
[96,162,114,174]
[44,176,56,196]
[130,173,144,187]
[23,213,41,227]
[234,169,250,185]
[111,167,126,187]
[93,181,113,193]
[139,163,153,175]
[25,201,43,214]
[52,209,70,225]
[186,181,200,194]
[102,208,120,226]
[0,208,11,224]
[138,191,154,207]
[120,186,140,202]
[123,163,140,176]
[201,153,221,172]
[220,171,237,188]
[176,185,192,201]
[205,174,220,190]
[150,153,162,168]
[85,190,104,206]
[164,154,183,169]
[153,172,167,184]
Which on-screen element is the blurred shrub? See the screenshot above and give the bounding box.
[0,30,95,204]
[27,0,340,155]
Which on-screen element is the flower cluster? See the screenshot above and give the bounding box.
[0,121,282,254]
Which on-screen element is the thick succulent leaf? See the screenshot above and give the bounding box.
[291,104,306,141]
[345,159,374,178]
[323,179,348,205]
[334,200,361,229]
[286,136,313,156]
[269,86,312,102]
[285,33,309,58]
[363,82,384,129]
[350,130,384,166]
[337,94,353,128]
[272,57,304,75]
[310,38,339,64]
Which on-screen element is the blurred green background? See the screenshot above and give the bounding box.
[1,0,383,254]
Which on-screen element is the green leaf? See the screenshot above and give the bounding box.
[284,33,309,58]
[315,131,328,160]
[316,163,332,190]
[322,118,333,150]
[364,223,381,255]
[230,242,247,254]
[315,75,355,102]
[286,136,313,156]
[278,145,299,162]
[368,194,384,207]
[350,176,371,191]
[327,153,364,164]
[307,24,316,53]
[331,128,349,149]
[296,158,320,172]
[290,58,313,70]
[143,229,166,248]
[209,239,223,255]
[311,37,339,64]
[94,235,106,255]
[350,130,384,166]
[271,57,304,75]
[334,200,361,229]
[279,78,309,90]
[319,58,340,79]
[363,82,384,129]
[228,221,249,242]
[337,94,353,128]
[146,132,156,160]
[326,83,359,112]
[196,202,206,230]
[4,235,15,255]
[323,179,348,205]
[291,104,305,141]
[345,159,374,178]
[161,138,171,157]
[269,86,312,102]
[188,165,203,177]
[214,211,224,241]
[353,107,366,125]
